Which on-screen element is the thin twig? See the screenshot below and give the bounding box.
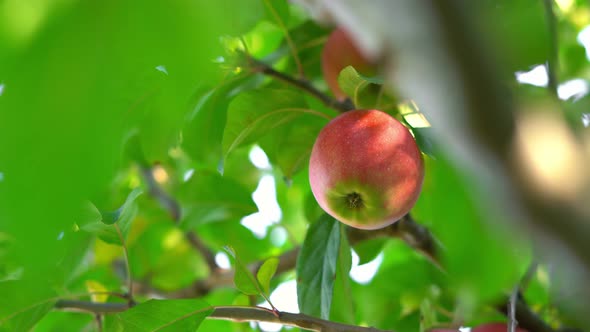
[497,296,558,332]
[543,0,559,96]
[248,57,354,113]
[54,300,393,332]
[115,224,133,302]
[95,314,103,332]
[262,0,305,78]
[509,287,519,332]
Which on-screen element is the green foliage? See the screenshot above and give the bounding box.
[224,246,277,309]
[1,0,588,331]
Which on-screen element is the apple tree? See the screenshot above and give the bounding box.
[0,1,589,331]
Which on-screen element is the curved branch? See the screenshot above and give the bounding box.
[248,56,355,113]
[54,300,393,332]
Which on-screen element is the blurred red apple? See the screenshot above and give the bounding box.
[321,27,376,101]
[309,109,424,229]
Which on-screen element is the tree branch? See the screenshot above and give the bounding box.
[186,232,219,272]
[54,300,393,332]
[136,213,441,298]
[138,164,181,222]
[248,56,355,113]
[138,164,219,273]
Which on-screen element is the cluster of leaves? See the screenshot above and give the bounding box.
[0,0,589,331]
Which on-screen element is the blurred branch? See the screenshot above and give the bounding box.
[138,213,440,298]
[54,300,393,332]
[496,296,575,332]
[114,225,134,303]
[138,164,219,274]
[431,0,590,284]
[209,306,391,332]
[248,56,355,113]
[138,164,181,221]
[186,232,219,272]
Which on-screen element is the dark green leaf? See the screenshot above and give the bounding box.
[296,214,341,320]
[257,257,280,296]
[113,299,212,332]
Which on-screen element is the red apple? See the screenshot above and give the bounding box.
[321,27,375,101]
[309,109,424,230]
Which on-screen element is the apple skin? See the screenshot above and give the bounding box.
[309,109,424,230]
[321,27,375,101]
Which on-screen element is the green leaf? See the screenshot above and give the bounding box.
[113,299,212,332]
[337,66,395,109]
[257,257,280,296]
[178,170,257,230]
[79,188,143,245]
[222,88,327,162]
[296,214,341,320]
[101,187,143,226]
[224,246,264,297]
